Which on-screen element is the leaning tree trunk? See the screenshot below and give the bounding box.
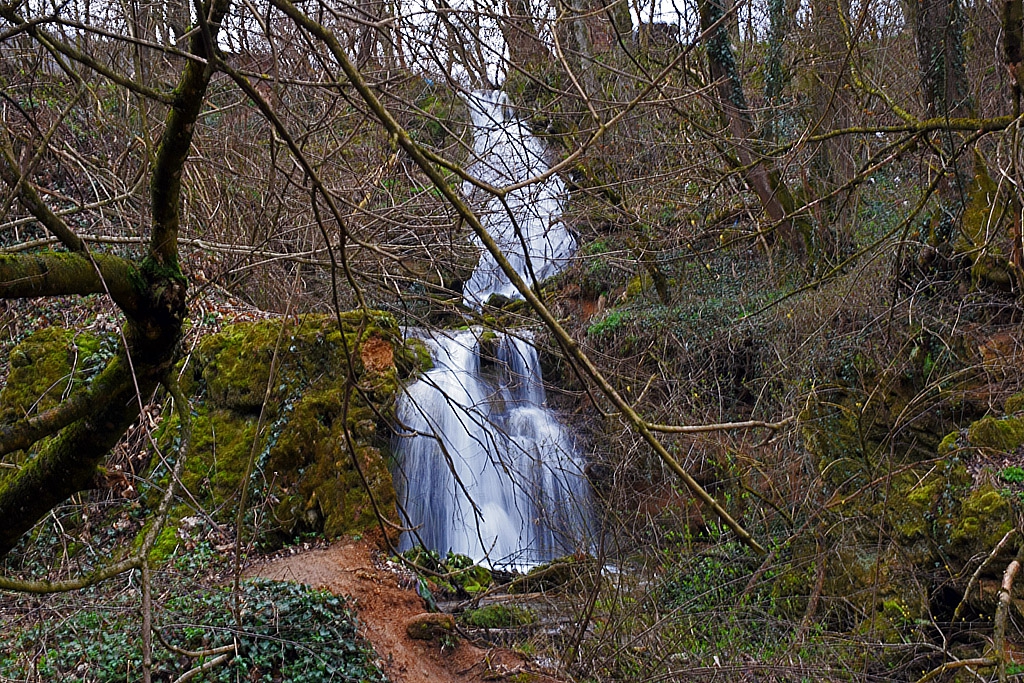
[699,0,807,258]
[0,0,231,558]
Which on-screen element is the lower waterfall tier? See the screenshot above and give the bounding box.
[391,329,593,566]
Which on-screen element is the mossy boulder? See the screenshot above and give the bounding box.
[0,327,101,423]
[399,547,493,597]
[510,554,599,594]
[162,311,427,545]
[184,407,260,501]
[462,603,536,629]
[884,465,971,565]
[948,485,1013,557]
[966,415,1024,453]
[796,347,1024,634]
[452,564,492,595]
[802,388,921,491]
[801,393,1022,633]
[405,613,455,640]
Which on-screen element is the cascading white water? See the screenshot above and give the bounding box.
[391,90,592,566]
[461,90,576,308]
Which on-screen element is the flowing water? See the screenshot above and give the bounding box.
[461,90,576,308]
[392,90,592,566]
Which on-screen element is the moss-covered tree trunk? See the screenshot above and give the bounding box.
[911,0,971,121]
[0,0,230,558]
[907,0,974,241]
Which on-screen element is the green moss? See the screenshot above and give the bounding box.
[462,603,536,629]
[1005,392,1024,414]
[800,391,870,488]
[802,372,951,492]
[406,613,455,640]
[196,312,407,412]
[323,445,395,539]
[960,150,1018,289]
[450,563,491,595]
[937,431,961,455]
[949,485,1013,555]
[625,275,648,299]
[0,327,100,423]
[159,312,424,547]
[146,514,183,564]
[893,475,945,542]
[966,415,1024,452]
[406,338,433,374]
[139,254,185,283]
[853,611,903,645]
[507,674,537,683]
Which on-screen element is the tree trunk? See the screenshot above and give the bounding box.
[907,0,974,238]
[807,0,854,184]
[912,0,971,120]
[500,0,550,72]
[699,0,806,258]
[1005,0,1023,116]
[0,0,231,558]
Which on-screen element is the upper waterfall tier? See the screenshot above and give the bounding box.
[462,90,574,307]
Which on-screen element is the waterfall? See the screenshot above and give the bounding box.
[461,90,576,308]
[392,90,592,567]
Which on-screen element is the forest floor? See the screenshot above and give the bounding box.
[247,539,562,683]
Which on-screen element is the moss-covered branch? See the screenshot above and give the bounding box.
[0,252,141,310]
[0,377,191,588]
[0,389,94,457]
[0,355,153,558]
[767,115,1015,156]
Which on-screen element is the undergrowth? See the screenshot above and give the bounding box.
[0,541,386,683]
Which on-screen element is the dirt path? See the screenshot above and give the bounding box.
[247,540,561,683]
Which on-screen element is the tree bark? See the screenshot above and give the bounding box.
[699,0,806,258]
[0,253,140,308]
[1004,0,1023,115]
[0,0,232,559]
[500,0,550,72]
[907,0,974,235]
[911,0,971,120]
[807,0,854,185]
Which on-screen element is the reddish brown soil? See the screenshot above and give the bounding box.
[246,541,561,683]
